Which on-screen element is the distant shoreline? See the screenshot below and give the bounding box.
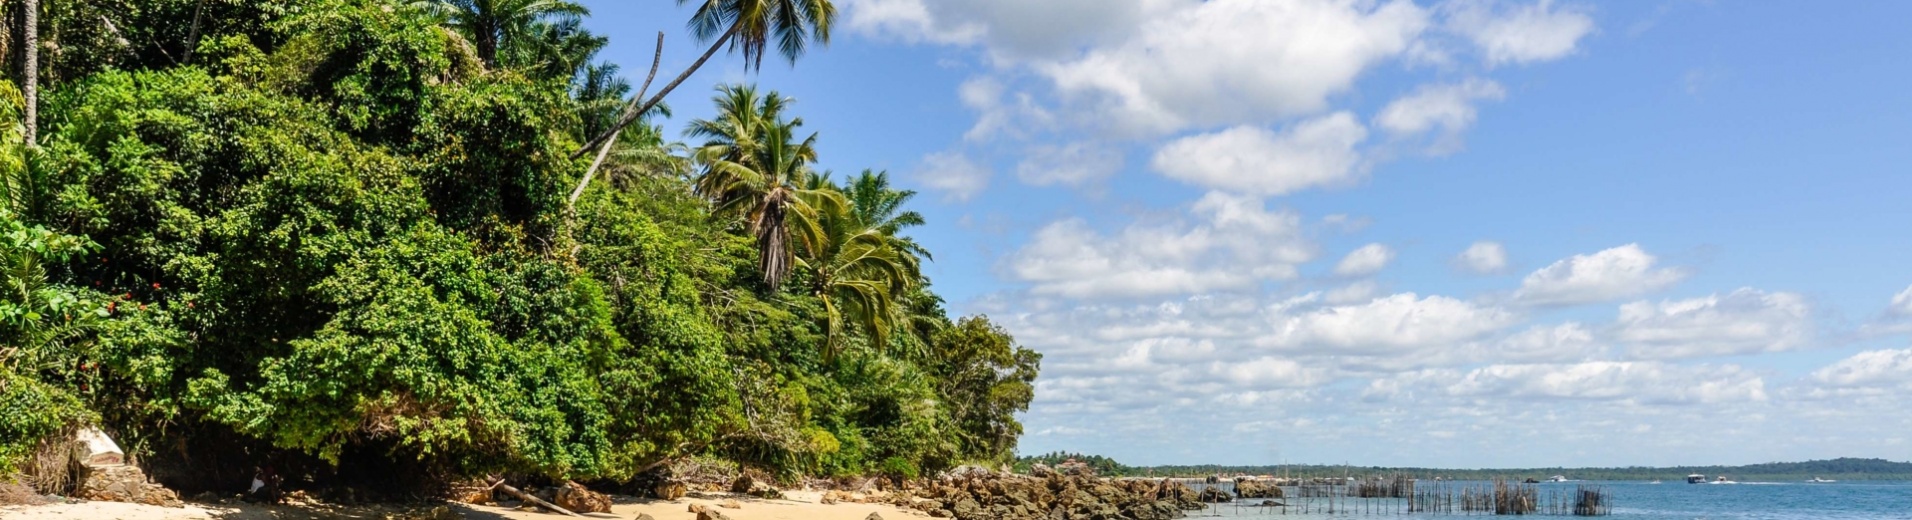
[1077,457,1912,481]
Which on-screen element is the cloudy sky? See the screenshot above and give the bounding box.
[579,0,1912,468]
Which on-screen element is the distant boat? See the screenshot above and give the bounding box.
[1712,476,1737,484]
[1808,477,1836,483]
[1686,474,1706,484]
[1649,480,1662,485]
[1548,475,1568,483]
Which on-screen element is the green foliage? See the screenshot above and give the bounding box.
[1014,452,1131,477]
[3,0,1040,491]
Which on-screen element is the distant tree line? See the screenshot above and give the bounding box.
[1125,458,1912,481]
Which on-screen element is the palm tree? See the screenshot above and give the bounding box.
[689,85,841,291]
[570,0,837,160]
[408,0,589,67]
[22,0,38,145]
[841,169,931,265]
[799,175,920,359]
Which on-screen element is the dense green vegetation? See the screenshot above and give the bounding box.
[1014,452,1133,476]
[0,0,1038,494]
[1132,458,1912,482]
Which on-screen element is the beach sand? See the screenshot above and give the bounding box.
[1,490,924,520]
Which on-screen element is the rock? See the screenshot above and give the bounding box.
[696,509,732,520]
[450,482,495,505]
[729,474,783,499]
[1030,463,1056,478]
[730,475,756,494]
[720,498,742,509]
[1056,460,1094,477]
[75,428,125,467]
[1234,478,1283,499]
[928,509,951,518]
[1197,486,1232,503]
[79,464,180,507]
[553,481,611,514]
[655,481,687,500]
[866,513,885,520]
[635,515,657,520]
[821,495,837,505]
[689,503,706,513]
[952,497,984,520]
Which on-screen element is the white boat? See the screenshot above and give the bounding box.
[1686,474,1706,484]
[1808,477,1836,483]
[1711,476,1737,484]
[1648,480,1662,485]
[1547,475,1568,483]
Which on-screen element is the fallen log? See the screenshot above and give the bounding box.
[488,478,582,517]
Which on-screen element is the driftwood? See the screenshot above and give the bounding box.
[488,478,581,517]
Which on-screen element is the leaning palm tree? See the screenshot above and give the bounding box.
[690,85,841,291]
[842,169,931,265]
[803,183,919,361]
[570,0,836,160]
[408,0,589,66]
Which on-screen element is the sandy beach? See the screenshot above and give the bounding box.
[0,490,923,520]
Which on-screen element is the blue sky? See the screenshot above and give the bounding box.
[579,0,1912,469]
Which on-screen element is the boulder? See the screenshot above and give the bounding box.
[1233,478,1282,499]
[76,428,125,467]
[696,509,732,520]
[720,498,742,509]
[729,474,783,499]
[1029,463,1056,478]
[866,513,885,520]
[1196,486,1232,503]
[78,464,180,507]
[553,481,612,514]
[655,481,687,500]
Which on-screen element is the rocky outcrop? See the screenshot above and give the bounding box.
[1196,487,1231,503]
[1233,478,1283,499]
[554,481,612,513]
[910,468,1205,520]
[731,474,784,499]
[78,464,180,507]
[655,481,688,500]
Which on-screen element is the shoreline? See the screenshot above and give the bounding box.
[0,489,926,520]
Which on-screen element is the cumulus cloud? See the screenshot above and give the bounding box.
[1514,244,1687,306]
[1455,241,1509,274]
[840,0,1165,61]
[1040,0,1429,134]
[1446,362,1767,404]
[1152,113,1369,196]
[1264,293,1518,354]
[1325,280,1381,305]
[1443,0,1597,67]
[1893,285,1912,316]
[1376,79,1507,154]
[1005,192,1313,298]
[914,151,991,202]
[1334,243,1397,277]
[1017,142,1124,188]
[1812,348,1912,389]
[1489,322,1603,364]
[1614,288,1814,360]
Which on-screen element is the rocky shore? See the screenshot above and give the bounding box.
[900,466,1207,520]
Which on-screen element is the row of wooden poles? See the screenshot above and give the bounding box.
[1197,477,1611,516]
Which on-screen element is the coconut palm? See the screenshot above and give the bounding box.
[571,0,836,160]
[841,169,931,265]
[689,85,841,291]
[408,0,589,66]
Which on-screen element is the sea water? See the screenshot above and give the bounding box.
[1188,481,1912,519]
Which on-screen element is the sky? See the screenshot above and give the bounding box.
[576,0,1912,469]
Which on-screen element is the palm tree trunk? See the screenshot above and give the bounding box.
[22,0,38,145]
[569,24,738,160]
[183,0,206,63]
[568,32,664,206]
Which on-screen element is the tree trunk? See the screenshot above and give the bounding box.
[23,0,38,145]
[183,0,205,63]
[569,24,738,160]
[568,32,664,206]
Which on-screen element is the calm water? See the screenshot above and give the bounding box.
[1188,481,1912,520]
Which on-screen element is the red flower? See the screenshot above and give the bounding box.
[152,283,161,289]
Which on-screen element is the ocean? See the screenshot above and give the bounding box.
[1187,480,1912,519]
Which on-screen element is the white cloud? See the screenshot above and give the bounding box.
[1376,79,1506,154]
[839,0,985,46]
[840,0,1168,62]
[1615,288,1814,360]
[1005,192,1313,298]
[1514,244,1687,306]
[1325,280,1380,305]
[1446,362,1767,404]
[1017,142,1124,187]
[1264,293,1518,354]
[1444,0,1596,67]
[1334,243,1397,277]
[1489,322,1603,364]
[915,151,991,202]
[1812,348,1912,389]
[1455,240,1509,274]
[1892,285,1912,316]
[1151,113,1369,197]
[1040,0,1429,134]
